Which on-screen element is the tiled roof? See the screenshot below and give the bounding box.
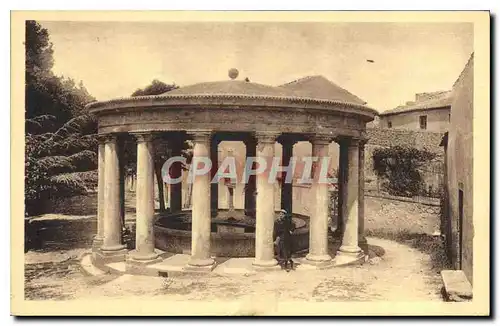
[163,76,367,107]
[86,75,377,114]
[379,90,452,116]
[279,75,367,105]
[164,80,298,97]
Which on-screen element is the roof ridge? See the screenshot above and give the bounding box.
[279,75,323,86]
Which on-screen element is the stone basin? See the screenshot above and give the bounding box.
[154,209,309,257]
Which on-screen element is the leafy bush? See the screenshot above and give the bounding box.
[372,146,435,197]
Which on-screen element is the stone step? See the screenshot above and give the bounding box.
[440,270,473,302]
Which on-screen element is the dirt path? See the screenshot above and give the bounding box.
[25,237,443,303]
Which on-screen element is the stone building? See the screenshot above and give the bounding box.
[377,90,452,132]
[441,53,474,284]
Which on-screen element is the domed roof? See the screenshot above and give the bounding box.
[162,80,298,98]
[279,75,367,105]
[86,74,377,119]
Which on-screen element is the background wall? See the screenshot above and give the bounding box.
[364,127,445,197]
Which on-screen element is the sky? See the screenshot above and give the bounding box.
[40,21,473,112]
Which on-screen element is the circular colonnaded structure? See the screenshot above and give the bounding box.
[86,70,377,272]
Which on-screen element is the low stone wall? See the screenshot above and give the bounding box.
[365,191,441,208]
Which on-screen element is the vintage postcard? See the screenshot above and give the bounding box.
[11,11,490,316]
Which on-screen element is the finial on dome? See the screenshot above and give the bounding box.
[228,68,239,80]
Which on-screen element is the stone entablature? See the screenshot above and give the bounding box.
[88,93,377,138]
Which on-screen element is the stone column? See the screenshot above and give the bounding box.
[358,139,367,251]
[253,132,278,268]
[93,136,106,252]
[128,133,160,263]
[210,136,221,217]
[169,137,183,213]
[334,138,364,266]
[100,134,127,262]
[244,137,257,217]
[305,135,333,265]
[280,137,295,214]
[187,131,215,270]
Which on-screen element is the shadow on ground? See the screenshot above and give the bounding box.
[24,258,80,300]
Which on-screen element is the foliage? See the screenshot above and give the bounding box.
[131,79,179,97]
[372,146,436,197]
[25,21,97,216]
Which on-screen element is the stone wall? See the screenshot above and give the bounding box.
[364,127,445,198]
[445,54,474,284]
[367,127,445,152]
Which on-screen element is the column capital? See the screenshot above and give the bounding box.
[100,133,119,144]
[255,131,279,144]
[187,130,212,143]
[131,132,155,143]
[97,134,109,144]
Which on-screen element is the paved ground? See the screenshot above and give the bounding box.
[25,237,444,302]
[25,194,447,303]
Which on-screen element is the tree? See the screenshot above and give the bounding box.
[131,79,179,97]
[25,21,97,216]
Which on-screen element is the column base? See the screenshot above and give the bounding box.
[94,246,128,264]
[333,246,365,267]
[186,257,216,272]
[126,252,163,275]
[304,253,333,267]
[92,236,103,252]
[127,249,161,263]
[252,258,279,270]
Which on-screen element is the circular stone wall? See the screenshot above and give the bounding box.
[154,210,310,257]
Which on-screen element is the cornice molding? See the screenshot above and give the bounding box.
[85,93,378,119]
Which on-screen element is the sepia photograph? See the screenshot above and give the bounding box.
[10,10,490,316]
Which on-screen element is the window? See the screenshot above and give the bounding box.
[387,121,392,128]
[419,115,427,130]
